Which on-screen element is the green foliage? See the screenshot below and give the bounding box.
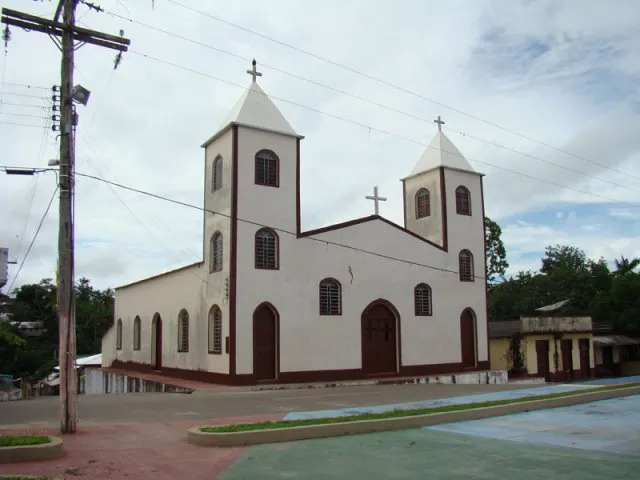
[488,245,640,337]
[1,278,113,381]
[507,333,525,374]
[484,216,509,282]
[200,383,639,433]
[0,435,51,447]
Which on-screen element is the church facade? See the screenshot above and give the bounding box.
[102,67,489,385]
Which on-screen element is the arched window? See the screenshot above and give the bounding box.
[210,232,223,273]
[415,188,431,218]
[208,305,222,354]
[414,283,432,316]
[255,228,279,269]
[116,318,123,350]
[456,186,471,215]
[319,278,342,315]
[178,309,189,352]
[133,316,141,351]
[212,155,223,191]
[255,150,279,187]
[459,250,474,282]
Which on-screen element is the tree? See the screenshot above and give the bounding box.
[540,245,587,274]
[484,216,509,283]
[613,256,640,276]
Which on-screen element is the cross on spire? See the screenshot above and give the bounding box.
[434,115,445,132]
[366,185,387,216]
[246,59,262,83]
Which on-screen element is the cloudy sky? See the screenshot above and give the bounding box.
[1,0,639,292]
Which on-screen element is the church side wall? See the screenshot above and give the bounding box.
[235,219,488,375]
[111,264,207,371]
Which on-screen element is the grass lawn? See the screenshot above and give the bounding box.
[201,382,640,433]
[0,435,51,447]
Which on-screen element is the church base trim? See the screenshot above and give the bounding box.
[108,360,495,387]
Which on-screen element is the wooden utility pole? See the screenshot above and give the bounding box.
[2,1,129,434]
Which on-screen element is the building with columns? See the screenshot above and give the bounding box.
[101,63,490,385]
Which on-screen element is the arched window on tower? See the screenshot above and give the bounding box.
[415,188,431,218]
[459,250,474,282]
[212,155,223,191]
[255,228,279,269]
[208,305,222,354]
[178,309,189,352]
[455,186,471,215]
[414,283,432,316]
[133,316,141,350]
[255,150,279,187]
[210,232,223,273]
[319,278,342,315]
[116,318,123,350]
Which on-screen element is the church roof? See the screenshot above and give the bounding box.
[215,81,301,140]
[405,131,479,179]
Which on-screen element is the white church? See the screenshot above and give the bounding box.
[101,62,489,385]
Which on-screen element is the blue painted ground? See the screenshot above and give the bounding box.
[283,383,589,420]
[429,394,640,455]
[579,374,640,385]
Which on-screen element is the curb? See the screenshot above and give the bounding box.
[188,385,640,447]
[0,436,63,463]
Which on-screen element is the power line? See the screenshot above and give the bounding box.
[6,186,59,293]
[0,120,48,128]
[0,82,49,90]
[0,102,48,109]
[0,112,49,120]
[166,0,640,182]
[102,9,639,194]
[0,92,49,100]
[130,50,638,207]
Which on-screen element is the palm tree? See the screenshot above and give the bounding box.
[613,256,640,276]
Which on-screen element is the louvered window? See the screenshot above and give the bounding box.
[116,318,122,350]
[255,150,278,187]
[178,309,189,352]
[459,250,474,282]
[416,188,430,218]
[456,186,471,215]
[414,284,432,316]
[210,232,223,272]
[133,316,141,350]
[212,156,223,191]
[255,228,278,269]
[208,306,222,354]
[319,278,342,315]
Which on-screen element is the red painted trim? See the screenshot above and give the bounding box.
[109,359,491,386]
[460,307,478,367]
[254,227,280,270]
[319,277,343,316]
[402,180,407,228]
[480,178,490,362]
[439,167,448,251]
[415,188,431,219]
[229,125,238,376]
[455,185,472,216]
[298,215,445,251]
[296,138,301,234]
[361,299,403,373]
[254,149,280,188]
[152,313,162,370]
[253,301,280,381]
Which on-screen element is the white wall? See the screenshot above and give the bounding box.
[404,169,444,246]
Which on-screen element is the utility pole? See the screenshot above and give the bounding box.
[2,2,129,434]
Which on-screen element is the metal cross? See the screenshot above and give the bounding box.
[434,115,445,132]
[366,185,387,215]
[246,59,262,82]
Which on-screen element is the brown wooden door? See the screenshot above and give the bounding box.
[361,303,397,375]
[460,309,476,368]
[535,340,550,381]
[561,339,573,381]
[579,339,590,379]
[152,315,162,370]
[253,305,277,381]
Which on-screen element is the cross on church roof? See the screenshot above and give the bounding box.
[366,185,387,216]
[434,115,445,132]
[246,59,262,83]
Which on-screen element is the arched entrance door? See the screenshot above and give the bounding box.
[460,308,476,368]
[253,303,278,381]
[151,314,162,370]
[361,300,398,375]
